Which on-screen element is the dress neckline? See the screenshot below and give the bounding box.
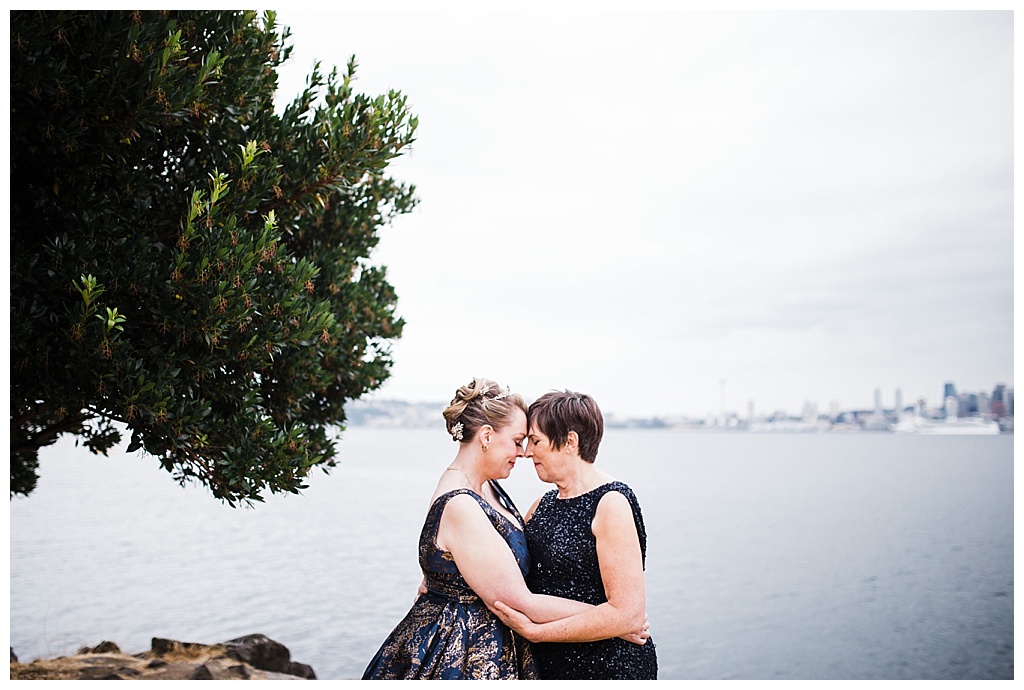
[553,480,622,501]
[434,482,525,530]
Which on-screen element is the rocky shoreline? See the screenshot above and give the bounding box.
[9,633,316,680]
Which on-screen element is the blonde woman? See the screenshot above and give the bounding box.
[362,378,649,680]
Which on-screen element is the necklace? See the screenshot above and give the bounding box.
[445,466,474,488]
[448,468,512,521]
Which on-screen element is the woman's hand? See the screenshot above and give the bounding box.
[619,613,651,645]
[492,601,544,642]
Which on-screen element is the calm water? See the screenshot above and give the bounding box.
[9,429,1014,680]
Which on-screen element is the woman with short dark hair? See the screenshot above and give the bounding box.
[494,390,658,679]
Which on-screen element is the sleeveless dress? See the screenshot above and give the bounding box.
[525,480,658,679]
[362,481,538,679]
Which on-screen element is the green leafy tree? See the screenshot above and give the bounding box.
[10,10,418,504]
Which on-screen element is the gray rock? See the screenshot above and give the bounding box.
[205,656,253,679]
[10,633,315,680]
[78,640,121,655]
[222,633,291,673]
[287,660,317,679]
[144,662,215,680]
[150,637,220,658]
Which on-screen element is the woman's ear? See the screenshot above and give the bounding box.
[480,425,494,444]
[565,430,579,452]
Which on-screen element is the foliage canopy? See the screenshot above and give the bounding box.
[10,10,418,504]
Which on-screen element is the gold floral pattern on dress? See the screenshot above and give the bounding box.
[363,483,538,679]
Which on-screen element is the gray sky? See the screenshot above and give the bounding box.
[272,5,1013,419]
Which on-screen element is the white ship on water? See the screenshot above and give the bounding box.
[892,397,1001,436]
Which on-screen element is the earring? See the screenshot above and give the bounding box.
[482,445,488,453]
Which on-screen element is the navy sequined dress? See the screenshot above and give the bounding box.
[525,480,658,680]
[362,481,538,680]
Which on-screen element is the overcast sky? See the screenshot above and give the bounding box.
[272,5,1013,419]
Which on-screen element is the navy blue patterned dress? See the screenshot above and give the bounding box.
[362,482,538,679]
[525,481,658,679]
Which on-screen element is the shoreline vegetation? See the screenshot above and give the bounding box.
[9,634,315,681]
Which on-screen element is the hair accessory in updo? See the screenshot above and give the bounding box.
[443,377,527,444]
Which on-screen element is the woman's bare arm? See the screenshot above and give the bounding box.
[493,490,648,643]
[438,494,593,622]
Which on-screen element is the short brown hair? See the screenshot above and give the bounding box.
[528,390,603,463]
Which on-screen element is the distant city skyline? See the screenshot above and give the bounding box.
[350,377,1014,427]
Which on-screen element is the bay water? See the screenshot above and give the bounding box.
[9,429,1014,680]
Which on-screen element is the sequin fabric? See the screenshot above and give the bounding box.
[362,481,538,679]
[525,480,658,679]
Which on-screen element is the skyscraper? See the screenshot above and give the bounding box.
[991,384,1007,418]
[943,382,957,401]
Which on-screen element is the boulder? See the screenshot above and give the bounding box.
[149,637,222,659]
[77,641,121,655]
[222,633,291,673]
[287,660,318,679]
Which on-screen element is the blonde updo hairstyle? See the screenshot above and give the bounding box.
[443,377,527,443]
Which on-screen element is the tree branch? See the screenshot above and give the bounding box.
[10,412,90,456]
